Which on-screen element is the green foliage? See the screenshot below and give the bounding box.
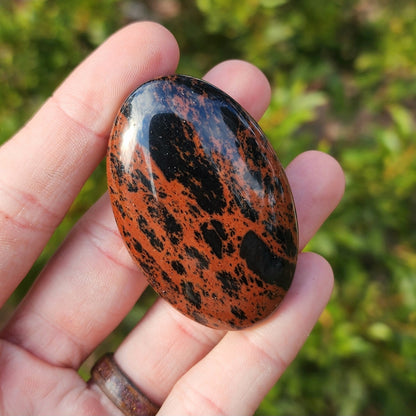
[1,0,415,414]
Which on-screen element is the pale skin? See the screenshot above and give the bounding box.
[0,22,345,415]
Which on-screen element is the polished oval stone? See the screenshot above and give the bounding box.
[107,75,298,330]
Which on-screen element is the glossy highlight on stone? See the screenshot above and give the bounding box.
[107,75,298,330]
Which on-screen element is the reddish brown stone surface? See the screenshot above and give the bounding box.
[107,75,298,330]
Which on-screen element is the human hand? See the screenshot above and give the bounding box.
[0,22,344,415]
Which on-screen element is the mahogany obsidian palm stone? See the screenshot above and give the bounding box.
[107,75,298,330]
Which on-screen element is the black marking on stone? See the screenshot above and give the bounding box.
[242,168,263,193]
[230,177,259,222]
[171,260,186,275]
[132,238,142,253]
[201,221,226,259]
[147,203,183,245]
[187,203,201,218]
[164,210,183,241]
[211,220,227,239]
[122,228,131,238]
[263,173,284,197]
[256,303,267,314]
[113,200,128,219]
[120,100,132,119]
[135,247,161,282]
[191,311,208,326]
[225,241,236,255]
[243,134,268,170]
[240,230,294,290]
[181,281,202,310]
[216,271,241,299]
[263,174,273,195]
[265,223,297,259]
[234,264,248,285]
[228,319,237,328]
[127,182,138,193]
[109,153,126,187]
[230,305,247,321]
[194,231,202,242]
[148,112,226,215]
[147,274,161,291]
[185,245,209,270]
[220,105,245,141]
[162,271,172,283]
[137,215,164,252]
[286,202,295,217]
[220,104,285,203]
[255,278,264,288]
[221,105,268,173]
[134,168,153,194]
[173,75,226,103]
[264,288,279,301]
[274,176,284,196]
[162,271,179,293]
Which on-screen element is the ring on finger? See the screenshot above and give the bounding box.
[89,353,159,416]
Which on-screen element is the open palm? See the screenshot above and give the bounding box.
[0,22,344,415]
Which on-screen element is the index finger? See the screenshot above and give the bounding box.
[0,22,180,306]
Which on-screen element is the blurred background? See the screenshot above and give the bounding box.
[1,0,415,414]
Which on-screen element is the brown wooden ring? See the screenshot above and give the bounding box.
[89,353,159,416]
